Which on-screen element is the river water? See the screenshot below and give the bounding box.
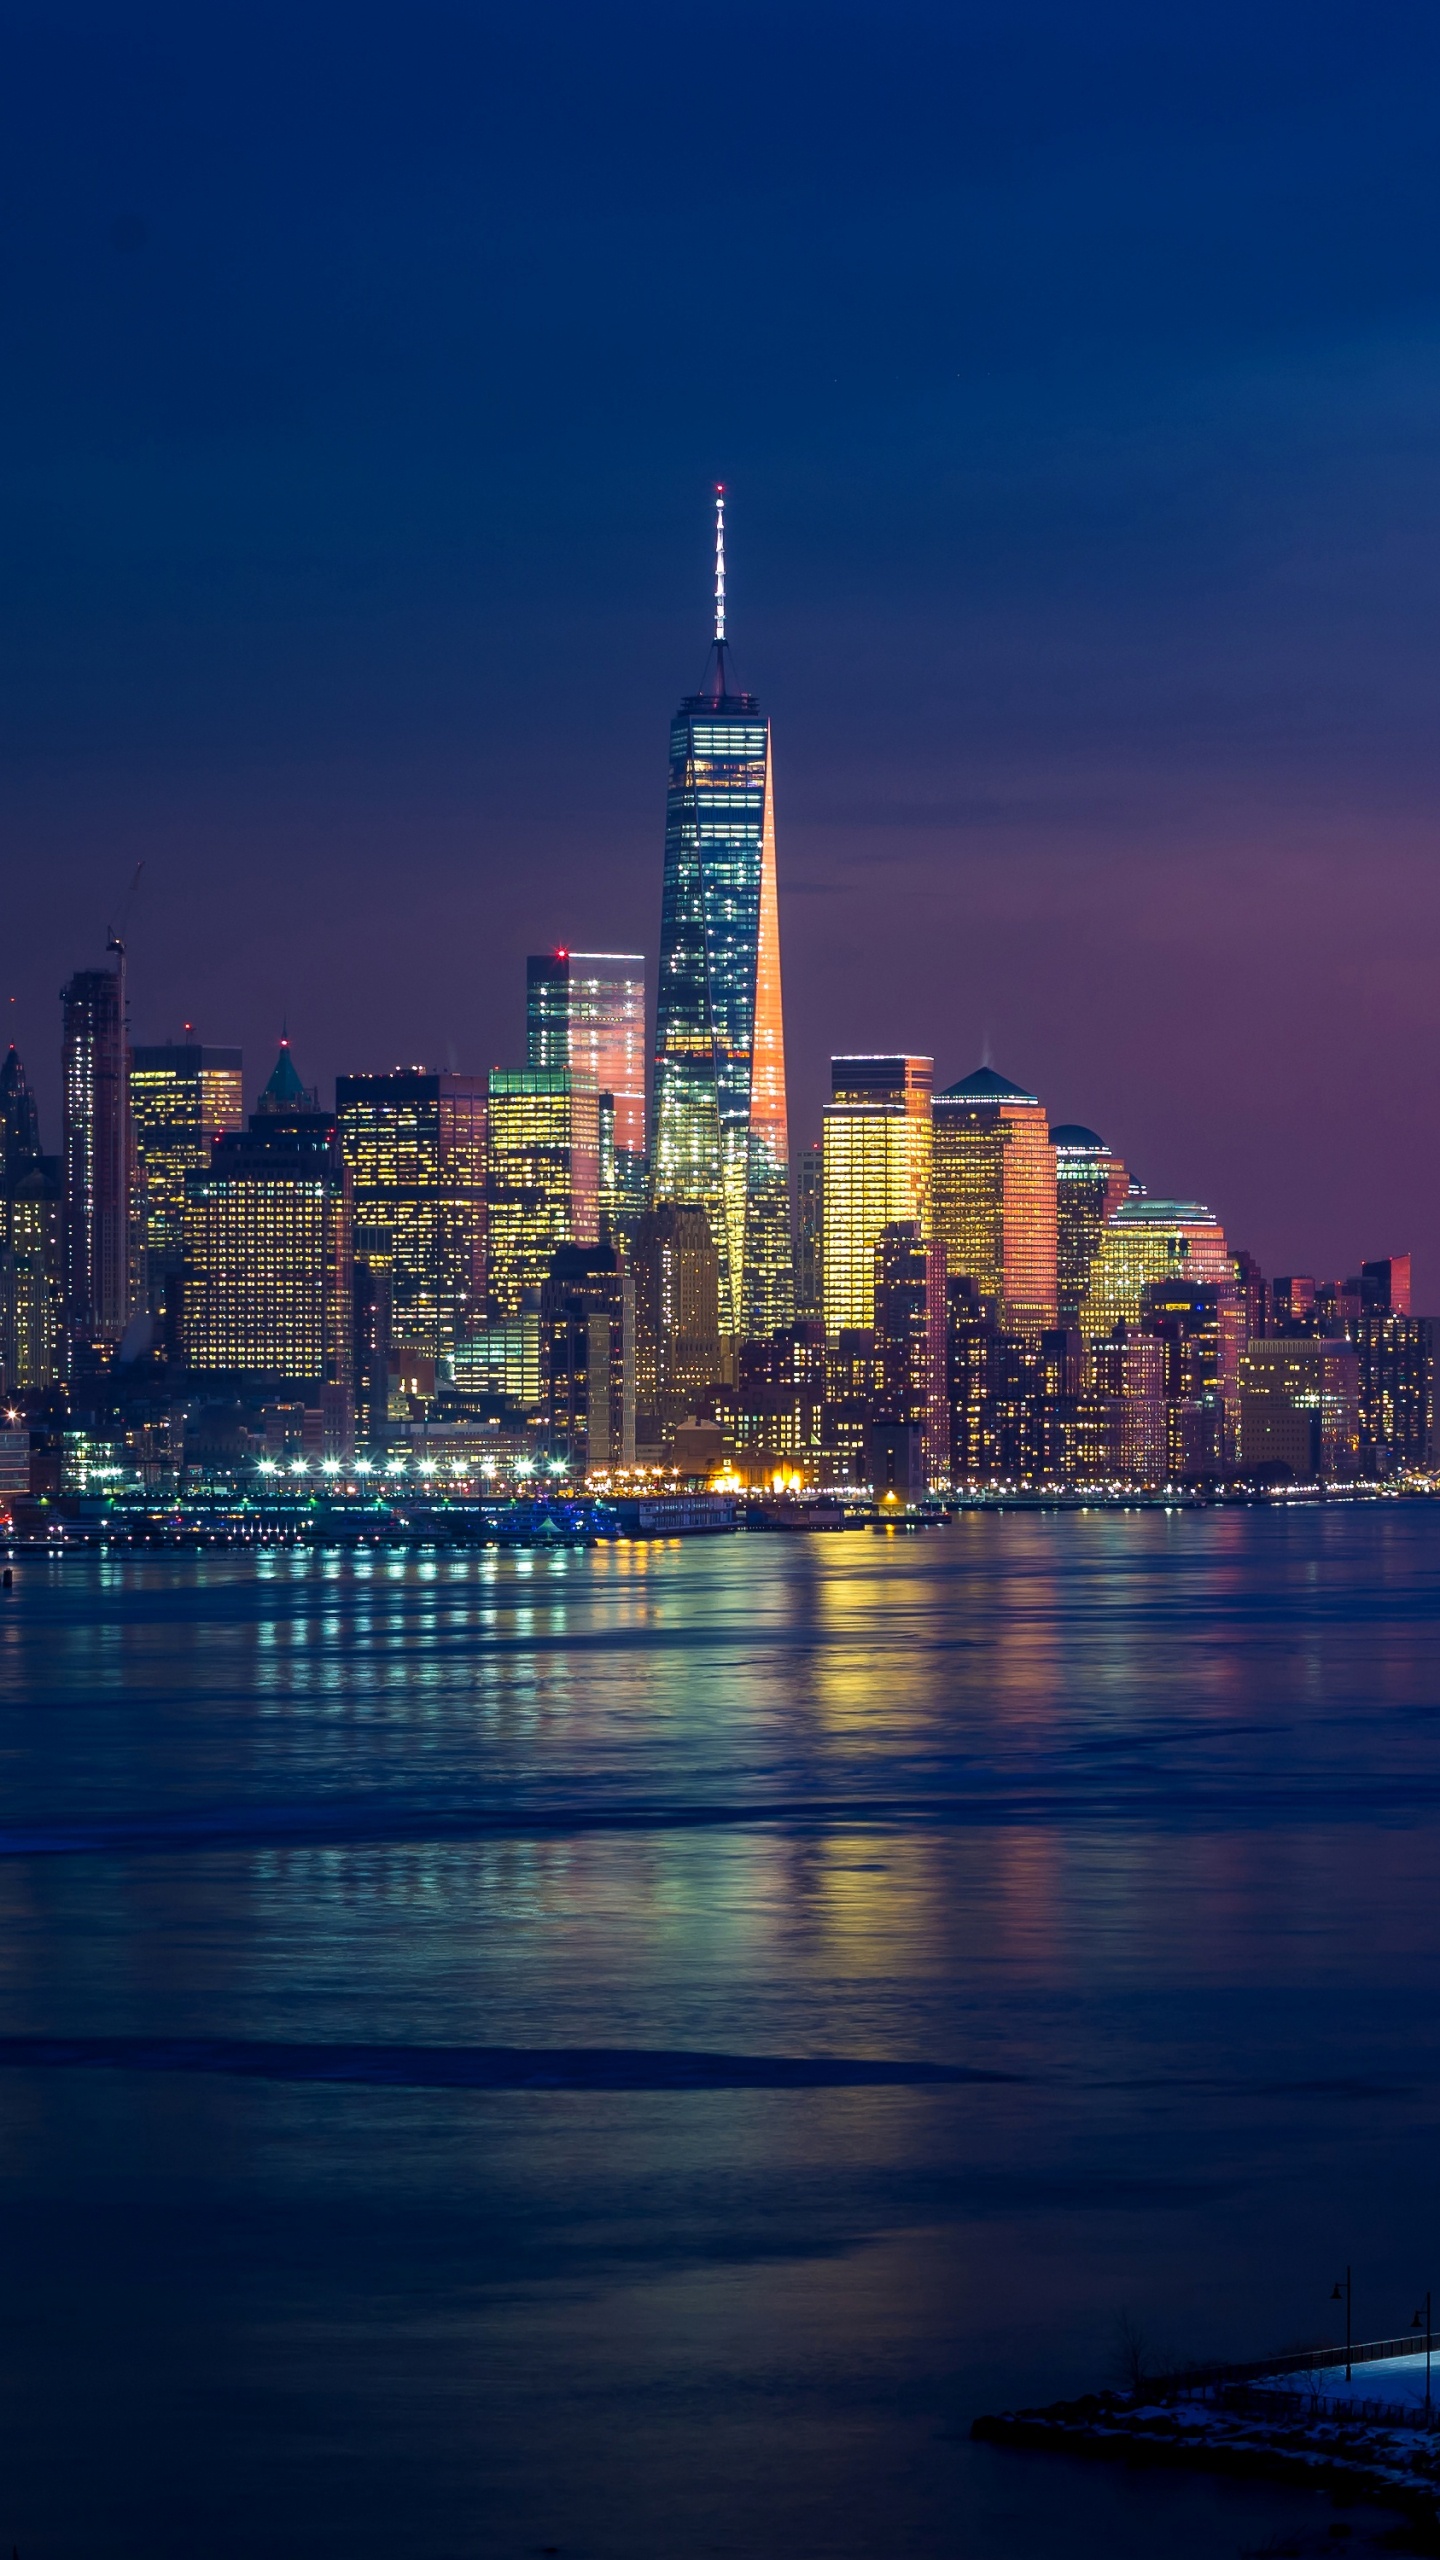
[1,1506,1437,2556]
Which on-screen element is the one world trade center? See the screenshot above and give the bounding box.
[650,491,792,1343]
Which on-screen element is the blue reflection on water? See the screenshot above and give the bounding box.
[0,1509,1436,2556]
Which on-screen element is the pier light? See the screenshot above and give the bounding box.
[479,1458,497,1477]
[289,1458,308,1476]
[417,1460,438,1479]
[257,1459,279,1477]
[320,1458,340,1476]
[386,1457,406,1476]
[354,1458,373,1476]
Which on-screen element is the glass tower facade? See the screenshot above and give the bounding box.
[651,494,791,1342]
[1051,1123,1129,1330]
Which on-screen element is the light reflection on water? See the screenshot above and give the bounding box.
[0,1511,1438,2554]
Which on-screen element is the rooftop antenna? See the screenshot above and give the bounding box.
[714,485,726,644]
[107,859,144,950]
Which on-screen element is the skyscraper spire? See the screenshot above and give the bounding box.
[651,488,792,1343]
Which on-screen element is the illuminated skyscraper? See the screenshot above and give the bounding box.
[931,1068,1057,1337]
[131,1043,244,1298]
[872,1220,949,1487]
[631,1201,723,1449]
[1081,1199,1233,1336]
[821,1056,932,1335]
[336,1070,487,1364]
[0,1047,59,1394]
[1051,1124,1129,1328]
[61,946,135,1363]
[182,1100,352,1448]
[650,491,790,1341]
[541,1242,635,1471]
[486,1069,599,1317]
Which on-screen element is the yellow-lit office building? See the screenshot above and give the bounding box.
[336,1070,487,1363]
[131,1044,245,1294]
[183,1113,352,1444]
[1050,1123,1129,1329]
[486,1070,599,1318]
[931,1067,1057,1337]
[1080,1198,1233,1336]
[821,1056,932,1335]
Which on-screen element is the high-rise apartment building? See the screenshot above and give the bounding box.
[131,1043,244,1302]
[61,947,134,1362]
[182,1104,352,1448]
[931,1068,1057,1337]
[650,492,790,1341]
[336,1071,487,1364]
[871,1221,949,1487]
[1051,1124,1129,1328]
[486,1070,599,1318]
[1081,1199,1233,1335]
[821,1056,932,1335]
[631,1202,723,1450]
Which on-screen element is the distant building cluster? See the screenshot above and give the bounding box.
[2,502,1432,1509]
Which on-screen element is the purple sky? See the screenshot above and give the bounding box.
[5,1,1440,1294]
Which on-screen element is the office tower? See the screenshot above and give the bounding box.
[1271,1275,1318,1334]
[1051,1124,1128,1328]
[1238,1339,1360,1483]
[182,1101,352,1450]
[1232,1249,1268,1341]
[1350,1258,1430,1475]
[336,1071,487,1368]
[872,1221,949,1487]
[0,1048,60,1395]
[486,1070,599,1318]
[795,1140,823,1317]
[452,1313,543,1414]
[650,491,791,1342]
[931,1067,1057,1337]
[947,1277,998,1483]
[821,1056,932,1334]
[1361,1256,1412,1315]
[131,1043,244,1306]
[1080,1199,1232,1335]
[256,1039,317,1114]
[631,1202,722,1450]
[61,947,134,1361]
[541,1243,635,1471]
[528,948,645,1149]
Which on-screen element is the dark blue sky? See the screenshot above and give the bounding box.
[6,1,1440,1285]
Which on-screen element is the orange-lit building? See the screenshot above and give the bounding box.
[932,1068,1057,1338]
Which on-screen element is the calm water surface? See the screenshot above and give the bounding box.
[1,1507,1438,2556]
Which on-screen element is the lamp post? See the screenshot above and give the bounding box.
[1332,2268,1352,2383]
[1413,2292,1432,2419]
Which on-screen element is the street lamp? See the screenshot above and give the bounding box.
[1413,2293,1432,2418]
[1331,2267,1353,2382]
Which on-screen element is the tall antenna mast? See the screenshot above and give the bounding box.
[714,484,726,643]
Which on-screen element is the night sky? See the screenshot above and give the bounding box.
[5,2,1440,1290]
